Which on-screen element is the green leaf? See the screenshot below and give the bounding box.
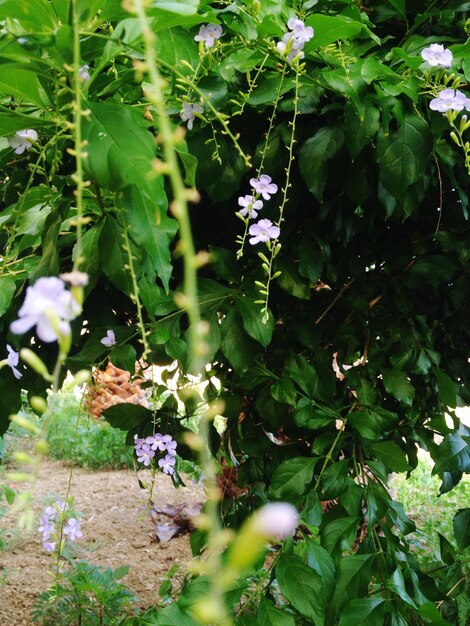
[0,67,49,108]
[220,308,257,372]
[257,599,296,626]
[377,114,432,204]
[73,224,103,290]
[369,441,410,472]
[305,15,363,48]
[151,0,199,16]
[331,554,374,614]
[0,276,16,318]
[269,457,316,499]
[99,216,133,295]
[293,398,333,429]
[176,142,198,187]
[271,377,297,406]
[155,27,200,73]
[235,296,274,347]
[338,599,385,626]
[382,369,415,406]
[386,0,406,19]
[148,603,199,626]
[276,554,325,625]
[299,127,344,201]
[109,344,137,375]
[0,0,57,31]
[102,403,153,431]
[453,508,470,551]
[433,434,470,475]
[321,517,361,556]
[306,539,336,601]
[433,368,457,407]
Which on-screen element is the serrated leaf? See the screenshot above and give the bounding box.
[382,369,415,406]
[269,457,316,499]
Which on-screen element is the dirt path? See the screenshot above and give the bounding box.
[0,460,203,625]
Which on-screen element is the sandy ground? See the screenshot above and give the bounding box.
[0,460,203,625]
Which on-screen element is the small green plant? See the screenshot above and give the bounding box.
[32,561,137,626]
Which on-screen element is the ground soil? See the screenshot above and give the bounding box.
[0,459,203,625]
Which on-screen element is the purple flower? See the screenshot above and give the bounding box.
[164,437,177,456]
[10,277,80,343]
[43,540,56,553]
[194,24,222,48]
[6,345,22,379]
[249,175,278,200]
[429,88,469,113]
[252,502,299,540]
[63,518,83,541]
[38,513,54,538]
[180,102,203,130]
[249,219,280,245]
[158,454,176,475]
[137,443,155,466]
[146,433,167,452]
[78,65,90,81]
[100,329,116,347]
[238,195,263,219]
[287,18,314,43]
[8,129,38,154]
[421,44,453,69]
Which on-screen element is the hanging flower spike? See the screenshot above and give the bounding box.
[194,23,223,48]
[249,219,281,245]
[6,345,22,379]
[238,195,263,219]
[100,329,116,347]
[10,277,80,343]
[421,44,453,69]
[180,102,203,130]
[429,89,470,113]
[158,454,176,475]
[8,129,38,155]
[249,175,278,201]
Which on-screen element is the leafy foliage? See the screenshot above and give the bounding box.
[0,0,470,623]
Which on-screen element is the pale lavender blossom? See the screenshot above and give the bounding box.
[134,434,146,453]
[63,518,83,541]
[276,33,305,65]
[146,433,167,452]
[78,64,90,81]
[164,438,177,456]
[421,44,453,69]
[194,23,222,48]
[180,102,203,130]
[137,443,155,466]
[100,329,116,347]
[38,513,54,538]
[158,454,176,475]
[238,195,263,219]
[249,175,278,200]
[43,540,56,553]
[287,18,314,43]
[429,88,469,113]
[249,219,280,245]
[6,345,22,379]
[252,502,299,540]
[10,277,80,343]
[8,129,38,154]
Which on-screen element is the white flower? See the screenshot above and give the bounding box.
[249,219,280,245]
[78,65,90,81]
[252,503,299,540]
[429,88,469,113]
[287,18,314,43]
[100,329,116,347]
[194,24,223,48]
[10,277,80,343]
[8,129,38,155]
[180,102,203,130]
[238,195,263,219]
[60,271,89,287]
[421,44,453,69]
[249,174,278,200]
[276,33,305,65]
[6,345,22,379]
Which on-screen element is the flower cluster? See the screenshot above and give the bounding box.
[430,88,470,113]
[237,175,280,246]
[8,129,38,154]
[38,500,83,553]
[421,44,453,69]
[194,23,222,48]
[10,276,80,343]
[180,102,203,130]
[277,18,314,65]
[134,433,177,475]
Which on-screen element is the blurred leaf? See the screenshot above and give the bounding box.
[453,509,470,550]
[103,403,153,431]
[257,599,295,626]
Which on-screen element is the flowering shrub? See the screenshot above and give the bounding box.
[1,0,470,624]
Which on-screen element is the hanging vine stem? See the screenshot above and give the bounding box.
[254,64,300,322]
[236,64,287,260]
[131,2,232,624]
